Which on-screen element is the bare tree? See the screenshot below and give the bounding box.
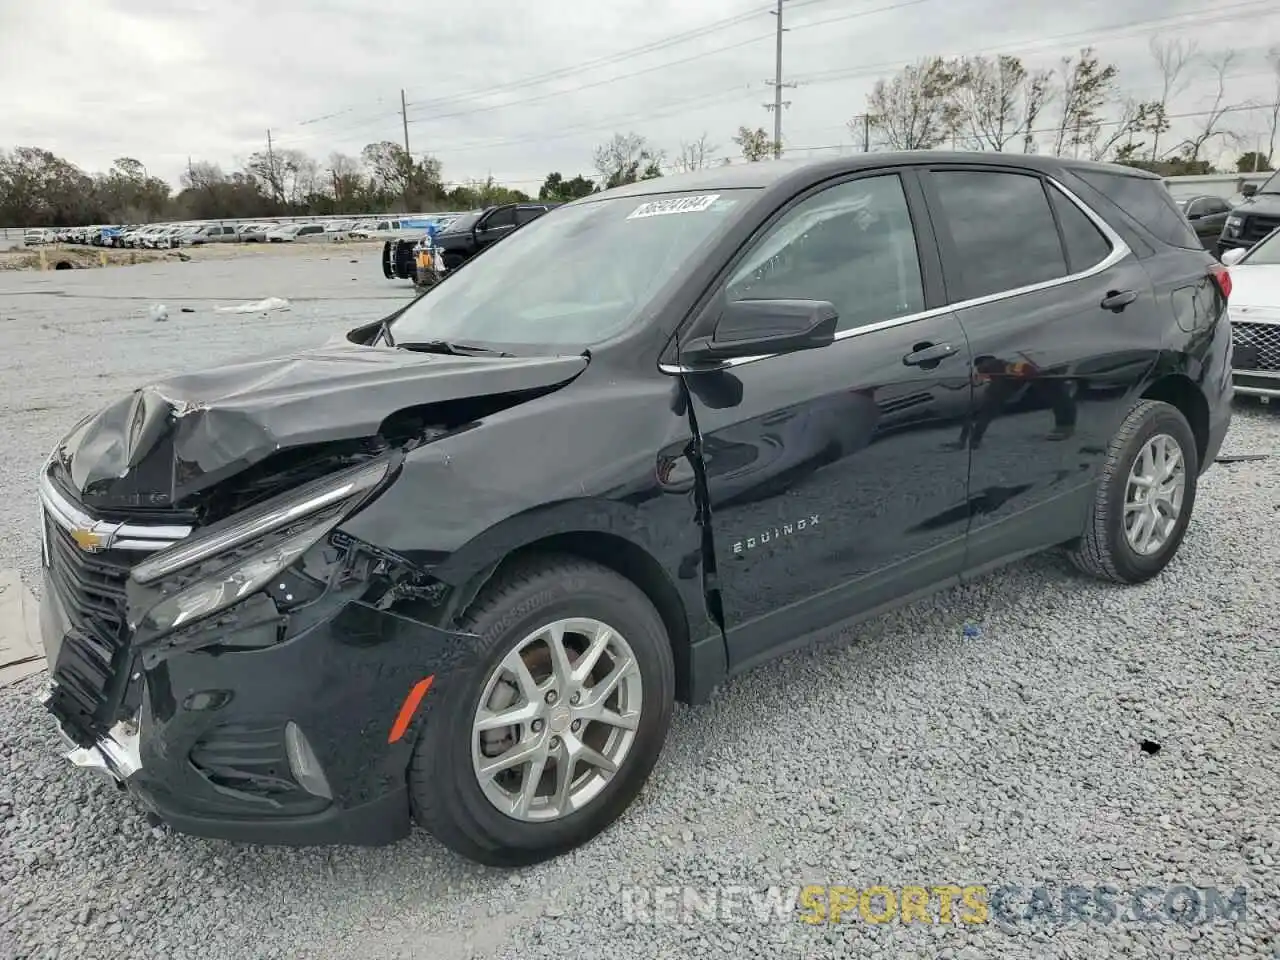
[1148,36,1198,160]
[1019,68,1054,153]
[954,55,1027,151]
[1050,48,1119,158]
[1177,50,1242,163]
[1265,46,1280,166]
[593,132,663,188]
[864,57,961,150]
[1087,99,1160,162]
[675,133,717,172]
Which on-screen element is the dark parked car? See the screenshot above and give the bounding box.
[1176,194,1231,251]
[1218,170,1280,257]
[36,153,1232,867]
[382,204,555,287]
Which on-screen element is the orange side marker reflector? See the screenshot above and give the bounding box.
[388,675,435,744]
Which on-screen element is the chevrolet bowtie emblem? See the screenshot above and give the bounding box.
[70,527,107,552]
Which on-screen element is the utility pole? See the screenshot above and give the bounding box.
[863,115,871,152]
[266,129,279,205]
[400,89,412,212]
[763,0,795,159]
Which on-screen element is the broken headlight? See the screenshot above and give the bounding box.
[132,458,391,632]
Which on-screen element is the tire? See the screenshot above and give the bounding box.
[380,241,393,279]
[409,555,675,867]
[1068,399,1199,584]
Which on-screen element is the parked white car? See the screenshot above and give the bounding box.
[23,228,55,246]
[348,219,402,239]
[264,223,328,243]
[185,224,240,245]
[323,220,355,240]
[1224,226,1280,401]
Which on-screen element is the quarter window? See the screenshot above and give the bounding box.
[1073,170,1201,249]
[1048,186,1112,273]
[724,174,925,333]
[932,171,1066,301]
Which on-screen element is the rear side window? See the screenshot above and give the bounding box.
[1073,171,1201,249]
[931,170,1066,301]
[1048,186,1112,273]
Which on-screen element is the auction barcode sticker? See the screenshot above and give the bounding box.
[627,195,721,220]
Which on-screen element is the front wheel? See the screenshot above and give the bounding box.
[1069,399,1199,584]
[409,556,675,866]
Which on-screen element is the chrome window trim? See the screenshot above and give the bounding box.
[38,467,191,553]
[658,173,1130,375]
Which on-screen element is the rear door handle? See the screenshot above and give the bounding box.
[1101,289,1138,312]
[902,342,959,367]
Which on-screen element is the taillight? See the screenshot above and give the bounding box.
[1210,263,1232,300]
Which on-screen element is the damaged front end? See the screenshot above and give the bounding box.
[36,341,586,844]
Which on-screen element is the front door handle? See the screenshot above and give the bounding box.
[903,342,959,367]
[1101,289,1138,312]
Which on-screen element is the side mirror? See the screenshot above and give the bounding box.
[1242,184,1258,198]
[683,299,837,364]
[1220,247,1247,267]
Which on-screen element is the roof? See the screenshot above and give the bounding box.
[585,151,1163,203]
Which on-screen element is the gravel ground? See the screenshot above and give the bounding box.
[1,255,1278,959]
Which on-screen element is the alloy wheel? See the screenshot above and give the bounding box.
[1123,433,1187,556]
[471,618,643,822]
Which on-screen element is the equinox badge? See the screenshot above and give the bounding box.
[732,515,820,554]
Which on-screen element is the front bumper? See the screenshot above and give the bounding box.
[1232,369,1280,399]
[40,566,474,847]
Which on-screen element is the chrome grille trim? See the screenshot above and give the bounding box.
[38,467,192,553]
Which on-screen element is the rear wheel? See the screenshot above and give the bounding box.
[409,556,675,866]
[1069,399,1198,584]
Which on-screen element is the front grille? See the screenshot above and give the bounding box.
[44,516,133,743]
[1232,322,1280,371]
[189,722,327,813]
[1242,215,1280,244]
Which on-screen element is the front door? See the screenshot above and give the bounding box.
[919,165,1161,565]
[679,171,974,672]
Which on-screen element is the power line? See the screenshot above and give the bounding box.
[276,3,777,134]
[789,0,1278,88]
[399,4,773,111]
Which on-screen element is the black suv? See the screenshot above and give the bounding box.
[382,203,555,288]
[1218,169,1280,257]
[37,153,1232,867]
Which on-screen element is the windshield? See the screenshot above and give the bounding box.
[441,211,483,233]
[1259,170,1280,195]
[390,189,755,349]
[1241,228,1280,265]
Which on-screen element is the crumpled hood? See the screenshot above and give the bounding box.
[56,341,588,511]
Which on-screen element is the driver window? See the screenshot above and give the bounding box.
[725,174,924,333]
[486,208,517,229]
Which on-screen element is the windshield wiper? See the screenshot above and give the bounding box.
[396,340,514,358]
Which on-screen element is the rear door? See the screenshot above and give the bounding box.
[678,169,974,670]
[919,164,1160,568]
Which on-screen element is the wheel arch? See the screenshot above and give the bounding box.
[429,506,712,705]
[1140,373,1210,468]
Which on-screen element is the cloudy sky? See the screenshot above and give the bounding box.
[1,0,1277,189]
